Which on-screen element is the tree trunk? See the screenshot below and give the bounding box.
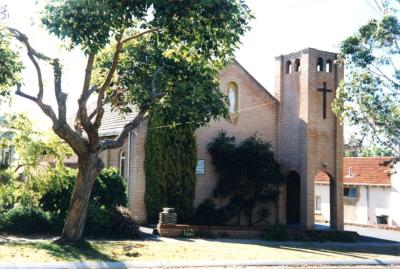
[275,188,280,225]
[59,154,104,242]
[248,205,254,227]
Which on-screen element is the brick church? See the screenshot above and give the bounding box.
[99,48,344,230]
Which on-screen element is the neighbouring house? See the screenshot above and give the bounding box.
[0,116,16,170]
[0,147,14,169]
[315,157,400,227]
[99,48,345,230]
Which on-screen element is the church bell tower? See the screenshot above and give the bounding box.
[275,48,344,230]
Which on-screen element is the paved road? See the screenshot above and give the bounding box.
[317,223,400,243]
[344,224,400,243]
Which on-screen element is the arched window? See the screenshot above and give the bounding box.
[326,59,333,73]
[286,60,292,74]
[316,57,324,72]
[119,150,125,178]
[294,59,300,72]
[227,82,238,113]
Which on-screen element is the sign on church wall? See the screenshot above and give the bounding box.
[196,159,205,175]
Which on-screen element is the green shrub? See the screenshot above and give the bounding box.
[264,226,295,241]
[0,167,129,237]
[0,169,13,184]
[40,167,127,221]
[110,206,139,239]
[84,205,139,239]
[92,168,127,209]
[194,199,226,226]
[0,179,42,214]
[39,168,76,220]
[309,230,358,242]
[144,110,196,224]
[0,183,17,214]
[207,132,285,226]
[263,226,358,242]
[84,203,112,238]
[0,206,55,234]
[182,227,195,238]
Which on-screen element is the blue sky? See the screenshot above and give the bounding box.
[0,0,379,138]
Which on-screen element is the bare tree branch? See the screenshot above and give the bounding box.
[357,101,400,156]
[373,0,384,12]
[16,84,58,123]
[15,84,38,102]
[7,27,52,62]
[75,85,97,134]
[76,54,96,135]
[369,64,400,88]
[93,28,159,130]
[9,28,87,156]
[9,27,162,156]
[88,109,97,121]
[52,59,68,122]
[93,33,124,130]
[14,162,47,173]
[389,57,398,72]
[100,110,148,151]
[82,54,96,99]
[395,40,400,54]
[7,27,50,102]
[121,28,160,44]
[99,64,166,151]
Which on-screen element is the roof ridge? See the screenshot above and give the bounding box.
[232,59,278,102]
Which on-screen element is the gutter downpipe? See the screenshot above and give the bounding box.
[127,131,131,206]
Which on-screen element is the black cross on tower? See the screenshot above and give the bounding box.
[317,82,332,119]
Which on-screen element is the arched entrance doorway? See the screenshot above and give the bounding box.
[314,171,332,226]
[286,171,301,225]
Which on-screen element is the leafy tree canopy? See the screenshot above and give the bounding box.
[40,0,252,126]
[0,0,253,241]
[345,133,394,157]
[41,0,252,56]
[94,36,228,126]
[333,0,400,160]
[0,25,22,99]
[0,113,73,176]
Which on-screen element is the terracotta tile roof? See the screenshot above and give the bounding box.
[315,157,392,186]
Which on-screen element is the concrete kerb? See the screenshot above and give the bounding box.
[1,259,400,269]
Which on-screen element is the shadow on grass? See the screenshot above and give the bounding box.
[270,242,399,259]
[180,237,400,260]
[275,244,375,259]
[25,241,118,262]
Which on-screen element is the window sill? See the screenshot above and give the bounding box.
[344,196,358,199]
[228,112,239,123]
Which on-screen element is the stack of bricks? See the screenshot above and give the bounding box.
[158,208,177,225]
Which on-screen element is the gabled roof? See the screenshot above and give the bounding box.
[98,60,276,137]
[315,157,392,186]
[232,59,277,102]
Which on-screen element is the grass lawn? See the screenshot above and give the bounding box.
[0,239,398,262]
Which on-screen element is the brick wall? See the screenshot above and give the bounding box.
[194,62,279,220]
[101,49,344,229]
[275,48,344,230]
[128,120,148,224]
[100,120,148,224]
